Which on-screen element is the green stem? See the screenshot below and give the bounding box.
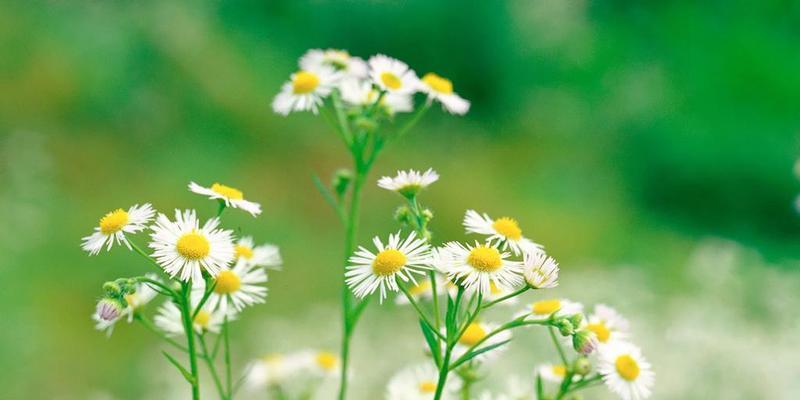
[399,284,446,341]
[134,313,187,352]
[549,326,569,366]
[129,241,168,276]
[481,286,529,309]
[216,201,226,218]
[393,103,430,142]
[433,345,453,400]
[198,334,227,400]
[223,317,232,397]
[179,282,201,400]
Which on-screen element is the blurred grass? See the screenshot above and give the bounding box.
[1,0,799,398]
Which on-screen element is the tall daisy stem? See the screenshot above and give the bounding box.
[179,282,201,400]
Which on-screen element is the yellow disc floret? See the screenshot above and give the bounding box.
[615,354,640,381]
[492,217,522,241]
[292,71,320,94]
[422,73,454,95]
[234,245,254,260]
[587,322,611,343]
[372,248,407,276]
[467,245,503,272]
[531,299,562,315]
[418,380,437,393]
[552,364,567,377]
[459,323,487,346]
[194,310,211,329]
[409,280,432,296]
[214,270,242,294]
[99,209,129,235]
[380,72,403,90]
[316,352,338,371]
[176,231,211,260]
[211,183,244,200]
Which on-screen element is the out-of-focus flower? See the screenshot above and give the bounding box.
[188,182,261,217]
[386,363,460,399]
[378,168,439,198]
[419,72,470,115]
[300,49,367,79]
[368,54,420,95]
[272,66,341,115]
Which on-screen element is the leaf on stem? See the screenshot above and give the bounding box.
[449,339,511,371]
[419,319,442,367]
[162,351,196,384]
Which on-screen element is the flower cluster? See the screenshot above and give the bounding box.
[83,181,281,399]
[343,168,654,400]
[243,349,340,396]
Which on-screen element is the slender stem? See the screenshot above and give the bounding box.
[549,326,569,366]
[223,317,232,397]
[198,334,227,400]
[449,319,550,369]
[216,201,226,218]
[433,345,452,400]
[192,281,217,319]
[399,284,446,341]
[134,313,187,352]
[179,282,201,400]
[429,271,440,329]
[481,286,529,309]
[135,276,178,298]
[129,241,168,276]
[393,102,430,142]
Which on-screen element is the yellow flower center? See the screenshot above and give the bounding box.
[615,355,640,381]
[587,322,611,343]
[458,323,486,346]
[211,183,244,200]
[489,281,503,295]
[492,217,522,241]
[531,299,562,315]
[380,72,403,90]
[409,280,432,296]
[466,245,503,272]
[194,310,211,328]
[292,70,320,94]
[552,364,567,377]
[316,352,338,371]
[99,209,129,234]
[371,249,407,276]
[418,380,437,393]
[214,270,241,294]
[176,231,210,260]
[422,73,453,95]
[234,245,254,260]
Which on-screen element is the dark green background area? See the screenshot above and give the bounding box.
[1,1,798,398]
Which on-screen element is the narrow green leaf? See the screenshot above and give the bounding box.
[162,351,195,384]
[449,339,511,370]
[536,372,544,399]
[311,174,344,222]
[419,319,442,367]
[445,294,457,335]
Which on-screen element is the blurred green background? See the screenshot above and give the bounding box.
[1,0,799,399]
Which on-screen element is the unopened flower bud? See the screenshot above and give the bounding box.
[102,281,122,297]
[555,319,574,336]
[567,313,583,328]
[421,208,434,221]
[573,356,592,375]
[332,169,353,197]
[95,298,124,322]
[394,206,413,225]
[572,329,598,355]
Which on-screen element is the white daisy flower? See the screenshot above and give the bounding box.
[537,363,569,383]
[234,236,282,270]
[386,363,460,400]
[584,304,630,346]
[93,298,125,336]
[123,274,160,322]
[522,251,559,289]
[435,241,523,297]
[300,48,368,79]
[188,181,262,217]
[244,354,304,389]
[377,168,439,198]
[296,350,340,378]
[463,210,543,256]
[81,203,155,255]
[519,298,583,322]
[598,343,654,400]
[418,72,470,115]
[452,322,511,363]
[395,275,452,305]
[345,231,431,302]
[204,259,268,314]
[149,209,235,282]
[339,78,413,114]
[368,54,420,95]
[154,292,229,336]
[272,65,340,115]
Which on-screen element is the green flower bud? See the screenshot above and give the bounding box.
[102,281,122,297]
[394,206,413,226]
[555,319,574,336]
[567,313,583,328]
[332,169,353,197]
[573,356,592,375]
[572,329,598,355]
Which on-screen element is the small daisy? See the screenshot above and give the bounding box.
[93,298,124,336]
[435,241,523,297]
[188,181,262,217]
[154,292,228,336]
[598,343,654,400]
[386,363,460,400]
[395,278,433,305]
[368,54,420,95]
[584,304,630,346]
[204,259,268,314]
[234,236,282,270]
[297,350,340,378]
[245,354,303,390]
[377,168,439,198]
[463,210,543,256]
[81,203,155,255]
[300,48,368,79]
[272,65,340,115]
[519,298,583,322]
[452,322,511,363]
[123,274,160,322]
[418,72,470,115]
[522,251,559,289]
[149,209,235,282]
[345,231,431,302]
[537,363,572,383]
[339,78,413,114]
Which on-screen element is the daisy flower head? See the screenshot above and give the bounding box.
[81,203,155,255]
[345,231,431,302]
[452,322,511,363]
[598,343,654,400]
[272,65,340,115]
[154,291,229,336]
[463,210,543,256]
[300,48,367,79]
[188,181,261,217]
[234,236,282,270]
[538,363,569,383]
[339,78,413,114]
[93,298,125,336]
[378,168,439,198]
[149,209,235,282]
[395,278,433,305]
[204,259,268,315]
[368,54,420,95]
[297,350,340,378]
[520,298,583,322]
[386,363,460,400]
[585,304,630,347]
[419,72,470,115]
[522,251,559,289]
[435,241,523,297]
[245,354,303,390]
